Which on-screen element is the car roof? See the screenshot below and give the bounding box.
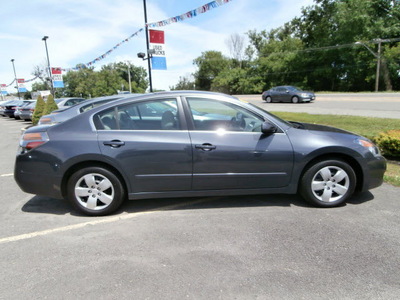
[78,91,240,113]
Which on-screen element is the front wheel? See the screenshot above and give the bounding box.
[292,96,299,103]
[67,166,125,216]
[299,160,356,207]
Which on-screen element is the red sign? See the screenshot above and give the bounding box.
[51,68,62,75]
[149,29,164,44]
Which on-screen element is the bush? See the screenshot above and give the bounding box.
[31,95,45,125]
[375,130,400,158]
[43,94,58,115]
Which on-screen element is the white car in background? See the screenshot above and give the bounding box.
[55,97,86,110]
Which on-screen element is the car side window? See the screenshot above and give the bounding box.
[94,98,180,130]
[186,98,264,132]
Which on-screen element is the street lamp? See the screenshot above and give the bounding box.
[355,39,381,92]
[42,36,55,97]
[10,59,21,100]
[142,0,153,92]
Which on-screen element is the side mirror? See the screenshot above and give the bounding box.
[261,122,277,135]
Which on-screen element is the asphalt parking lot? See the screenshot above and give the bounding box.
[1,104,399,299]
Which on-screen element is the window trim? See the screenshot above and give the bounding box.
[93,96,186,131]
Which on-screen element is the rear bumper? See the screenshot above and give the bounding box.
[14,155,64,199]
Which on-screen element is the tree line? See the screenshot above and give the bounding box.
[172,0,400,93]
[29,62,148,99]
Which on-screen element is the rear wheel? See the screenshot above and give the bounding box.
[266,96,272,103]
[299,159,356,207]
[67,166,125,216]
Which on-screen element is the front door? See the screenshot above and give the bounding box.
[186,97,294,190]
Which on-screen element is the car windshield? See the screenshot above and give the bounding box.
[288,86,303,92]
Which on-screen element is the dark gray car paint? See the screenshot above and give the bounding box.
[15,91,386,202]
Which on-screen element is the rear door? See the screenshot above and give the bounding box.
[96,97,192,193]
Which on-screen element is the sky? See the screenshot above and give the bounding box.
[0,0,315,95]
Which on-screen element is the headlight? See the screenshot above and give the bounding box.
[301,93,308,97]
[357,138,381,156]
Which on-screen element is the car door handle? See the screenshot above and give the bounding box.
[103,140,125,148]
[195,143,216,151]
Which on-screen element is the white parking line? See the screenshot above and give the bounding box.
[1,173,13,177]
[0,197,217,244]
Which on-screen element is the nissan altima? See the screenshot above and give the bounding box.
[14,91,386,216]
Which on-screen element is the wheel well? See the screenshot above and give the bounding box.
[61,161,128,198]
[299,154,364,192]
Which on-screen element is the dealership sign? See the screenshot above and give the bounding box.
[149,29,167,70]
[51,68,64,88]
[1,84,7,95]
[17,79,27,93]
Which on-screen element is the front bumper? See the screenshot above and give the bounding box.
[362,155,386,191]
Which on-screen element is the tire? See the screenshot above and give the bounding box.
[299,159,356,207]
[67,166,125,216]
[266,96,272,103]
[292,96,299,103]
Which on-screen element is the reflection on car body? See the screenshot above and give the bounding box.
[15,91,385,216]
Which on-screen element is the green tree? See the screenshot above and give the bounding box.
[170,75,195,90]
[292,0,400,91]
[60,62,148,97]
[32,95,45,125]
[43,94,58,115]
[193,51,230,90]
[113,62,148,93]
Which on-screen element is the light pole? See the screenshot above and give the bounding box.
[127,62,132,93]
[42,36,55,97]
[10,59,21,100]
[355,39,381,92]
[142,0,153,92]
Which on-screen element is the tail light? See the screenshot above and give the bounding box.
[19,132,49,153]
[39,117,52,125]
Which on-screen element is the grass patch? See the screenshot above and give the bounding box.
[384,162,400,187]
[271,111,400,187]
[272,111,400,139]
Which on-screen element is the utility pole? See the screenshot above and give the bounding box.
[375,39,381,93]
[355,39,382,92]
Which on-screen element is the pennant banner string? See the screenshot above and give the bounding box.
[4,0,233,86]
[5,79,16,87]
[146,0,232,28]
[76,0,232,69]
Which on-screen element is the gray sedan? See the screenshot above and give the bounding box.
[262,86,316,103]
[15,91,385,216]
